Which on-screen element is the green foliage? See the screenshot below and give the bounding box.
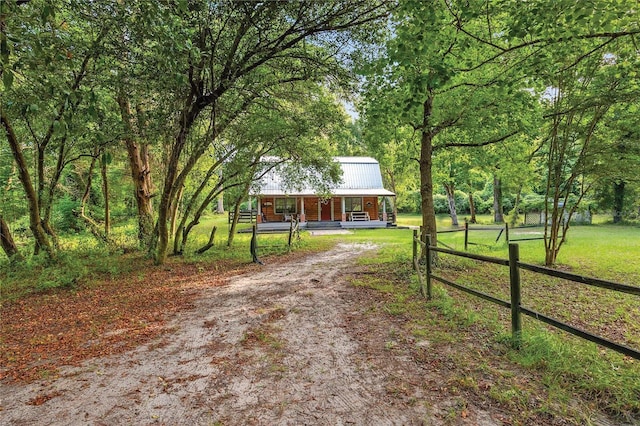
[52,196,82,233]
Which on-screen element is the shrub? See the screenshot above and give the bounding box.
[52,196,83,233]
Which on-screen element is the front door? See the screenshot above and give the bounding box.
[320,200,332,221]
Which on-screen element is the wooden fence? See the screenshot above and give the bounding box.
[435,221,559,250]
[412,230,640,359]
[229,210,257,224]
[250,219,300,264]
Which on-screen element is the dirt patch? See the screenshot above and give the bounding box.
[0,242,608,425]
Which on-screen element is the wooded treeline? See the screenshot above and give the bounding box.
[1,0,390,264]
[352,0,640,265]
[1,0,639,267]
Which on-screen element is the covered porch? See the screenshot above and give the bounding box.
[254,193,395,231]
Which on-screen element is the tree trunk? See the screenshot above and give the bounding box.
[195,226,217,254]
[468,192,477,224]
[613,180,625,223]
[79,152,112,244]
[227,196,243,247]
[443,183,458,227]
[216,194,225,214]
[227,179,253,247]
[117,94,155,248]
[0,215,22,260]
[509,186,522,227]
[156,96,203,264]
[101,152,110,235]
[544,199,563,266]
[1,112,55,259]
[419,94,438,246]
[493,175,504,223]
[172,158,228,255]
[386,169,399,222]
[176,183,228,255]
[443,182,458,226]
[170,184,184,240]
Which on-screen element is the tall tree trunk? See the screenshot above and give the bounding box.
[1,113,55,258]
[227,179,253,247]
[386,169,399,222]
[169,184,184,247]
[172,158,227,254]
[419,93,438,246]
[156,94,202,264]
[443,182,458,226]
[117,93,155,248]
[613,180,625,223]
[101,151,110,235]
[493,175,504,223]
[79,152,111,243]
[0,215,22,260]
[509,186,522,227]
[216,195,225,214]
[39,136,68,249]
[468,192,477,224]
[227,196,243,247]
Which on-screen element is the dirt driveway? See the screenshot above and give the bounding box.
[1,243,506,425]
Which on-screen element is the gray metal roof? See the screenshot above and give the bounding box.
[253,157,395,197]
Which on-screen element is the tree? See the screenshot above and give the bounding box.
[1,1,115,258]
[590,103,640,223]
[361,0,640,251]
[537,49,639,265]
[360,1,535,245]
[147,1,390,264]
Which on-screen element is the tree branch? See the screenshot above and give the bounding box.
[436,129,519,151]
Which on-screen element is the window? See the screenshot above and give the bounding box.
[344,197,362,212]
[274,198,297,214]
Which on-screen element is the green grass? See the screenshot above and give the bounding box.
[344,226,640,421]
[0,213,257,302]
[2,211,640,420]
[392,213,640,420]
[397,213,640,283]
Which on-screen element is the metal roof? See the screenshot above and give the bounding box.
[253,157,395,197]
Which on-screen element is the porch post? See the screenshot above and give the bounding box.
[300,197,306,222]
[382,197,388,221]
[257,197,262,223]
[331,198,335,221]
[341,197,346,221]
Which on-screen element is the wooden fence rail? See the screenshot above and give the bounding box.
[229,210,257,224]
[432,221,560,250]
[250,219,300,264]
[411,232,640,359]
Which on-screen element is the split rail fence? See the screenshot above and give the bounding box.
[250,219,300,264]
[412,230,640,360]
[438,221,559,251]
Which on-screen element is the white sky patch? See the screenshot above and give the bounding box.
[542,86,559,101]
[342,99,359,121]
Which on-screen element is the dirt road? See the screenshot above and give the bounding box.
[1,243,501,425]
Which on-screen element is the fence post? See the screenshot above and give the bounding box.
[412,229,418,271]
[288,218,294,249]
[464,220,469,251]
[250,224,260,264]
[425,234,432,299]
[505,222,510,243]
[508,243,522,348]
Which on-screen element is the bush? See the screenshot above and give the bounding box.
[397,190,421,214]
[433,194,449,214]
[52,196,83,233]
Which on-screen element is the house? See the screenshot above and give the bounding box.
[252,157,395,230]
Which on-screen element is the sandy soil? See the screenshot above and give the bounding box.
[1,243,505,425]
